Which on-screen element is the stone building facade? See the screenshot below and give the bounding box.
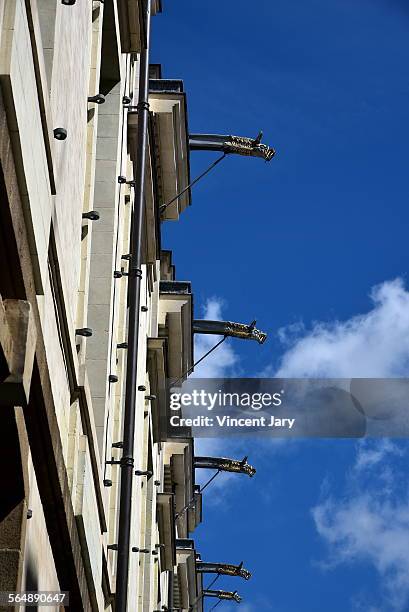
[0,0,272,609]
[0,0,208,609]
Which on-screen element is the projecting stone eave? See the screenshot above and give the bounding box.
[160,250,176,281]
[148,87,191,220]
[147,336,168,443]
[157,492,177,570]
[162,439,198,538]
[158,282,194,384]
[127,114,161,271]
[117,0,162,54]
[187,486,202,534]
[174,540,203,611]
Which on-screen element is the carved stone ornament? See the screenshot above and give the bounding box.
[196,561,252,580]
[193,320,267,344]
[194,456,256,477]
[204,589,242,603]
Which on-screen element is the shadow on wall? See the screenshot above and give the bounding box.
[25,554,39,612]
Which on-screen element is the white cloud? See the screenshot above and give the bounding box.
[193,283,409,608]
[192,298,245,496]
[312,440,409,611]
[193,437,237,498]
[354,439,404,472]
[192,298,239,378]
[193,434,260,502]
[192,299,239,449]
[193,279,409,386]
[270,280,409,609]
[190,298,301,496]
[275,278,409,378]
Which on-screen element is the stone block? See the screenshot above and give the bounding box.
[0,300,36,406]
[94,179,117,205]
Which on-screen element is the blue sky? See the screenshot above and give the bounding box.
[152,2,409,610]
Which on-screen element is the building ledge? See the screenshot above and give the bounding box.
[163,439,198,538]
[157,492,176,570]
[149,83,191,220]
[0,299,36,406]
[158,282,193,383]
[147,337,168,442]
[188,486,202,533]
[160,250,176,281]
[174,540,203,611]
[128,113,161,270]
[117,0,162,54]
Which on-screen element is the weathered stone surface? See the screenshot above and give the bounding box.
[0,299,36,406]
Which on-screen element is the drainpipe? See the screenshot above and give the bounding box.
[115,1,151,609]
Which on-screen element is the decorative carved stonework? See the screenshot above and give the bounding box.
[226,135,275,161]
[204,589,242,603]
[189,133,276,162]
[196,561,252,580]
[193,319,267,344]
[195,456,256,477]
